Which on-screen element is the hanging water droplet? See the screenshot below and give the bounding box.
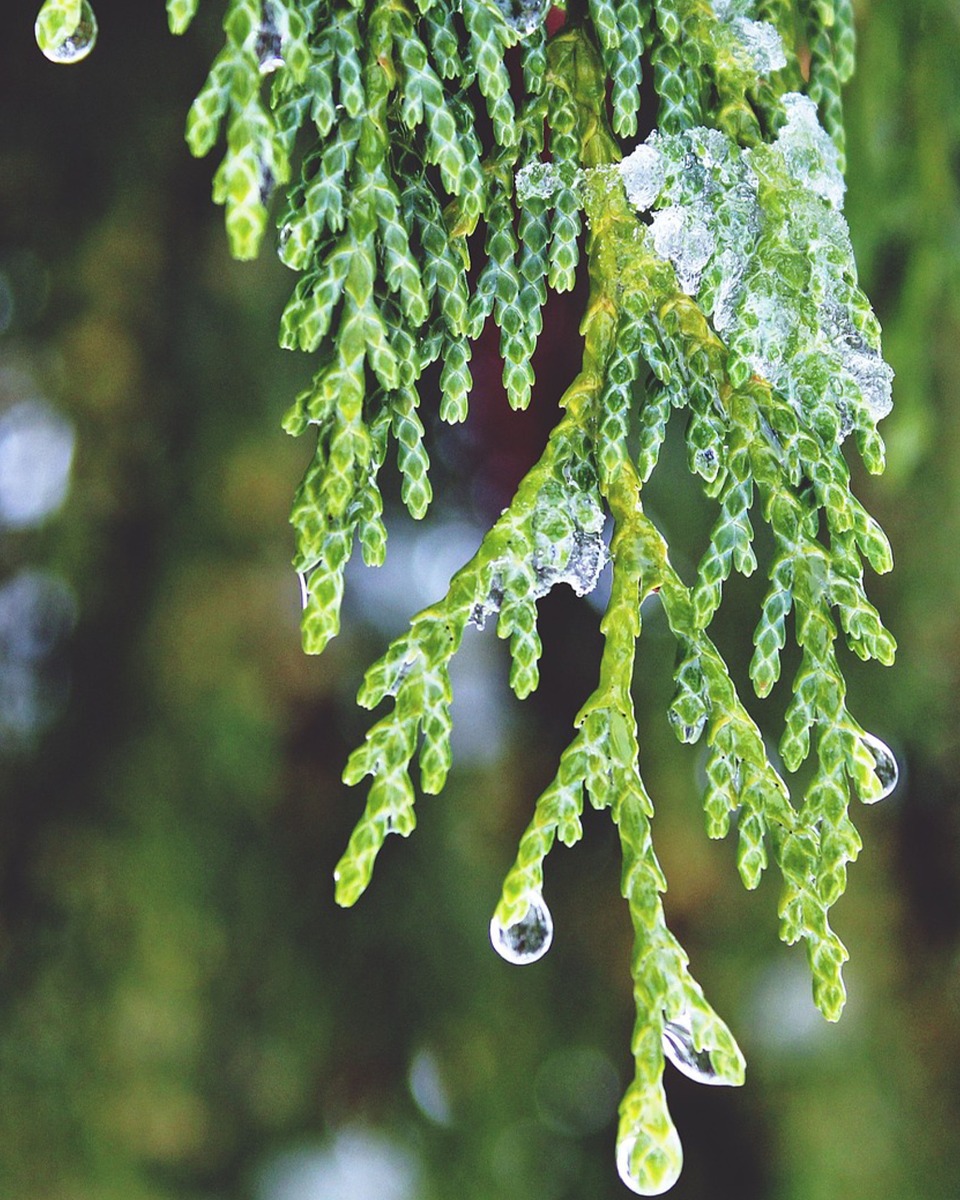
[616,1127,683,1196]
[667,707,707,744]
[661,1012,726,1086]
[489,894,553,964]
[36,0,98,63]
[861,732,899,802]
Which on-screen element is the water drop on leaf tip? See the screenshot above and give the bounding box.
[36,0,98,64]
[661,1013,729,1086]
[616,1130,683,1197]
[489,893,553,964]
[861,732,899,802]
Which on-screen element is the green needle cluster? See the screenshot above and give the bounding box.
[157,0,897,1190]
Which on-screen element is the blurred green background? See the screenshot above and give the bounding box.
[1,2,958,1197]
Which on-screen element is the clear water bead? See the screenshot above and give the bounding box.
[36,0,98,64]
[661,1012,726,1086]
[297,570,310,610]
[490,894,553,964]
[861,733,899,802]
[616,1127,683,1196]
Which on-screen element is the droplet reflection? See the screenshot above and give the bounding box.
[489,893,553,964]
[616,1128,683,1197]
[36,0,98,64]
[861,732,899,802]
[661,1012,726,1086]
[492,0,550,37]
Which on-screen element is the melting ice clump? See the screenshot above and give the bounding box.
[730,18,786,75]
[650,206,716,296]
[516,162,584,205]
[710,0,786,76]
[620,144,666,212]
[618,94,894,434]
[775,92,846,209]
[469,471,608,629]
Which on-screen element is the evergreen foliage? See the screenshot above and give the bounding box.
[33,0,897,1192]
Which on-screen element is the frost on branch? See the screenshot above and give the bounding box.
[619,94,893,440]
[163,0,897,1193]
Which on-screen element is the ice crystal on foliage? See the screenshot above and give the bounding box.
[709,249,747,334]
[730,18,787,75]
[516,161,584,204]
[650,206,716,295]
[469,475,608,630]
[255,0,286,74]
[494,0,550,36]
[619,144,666,212]
[775,93,846,209]
[529,474,608,595]
[710,0,786,77]
[516,162,565,202]
[620,95,893,432]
